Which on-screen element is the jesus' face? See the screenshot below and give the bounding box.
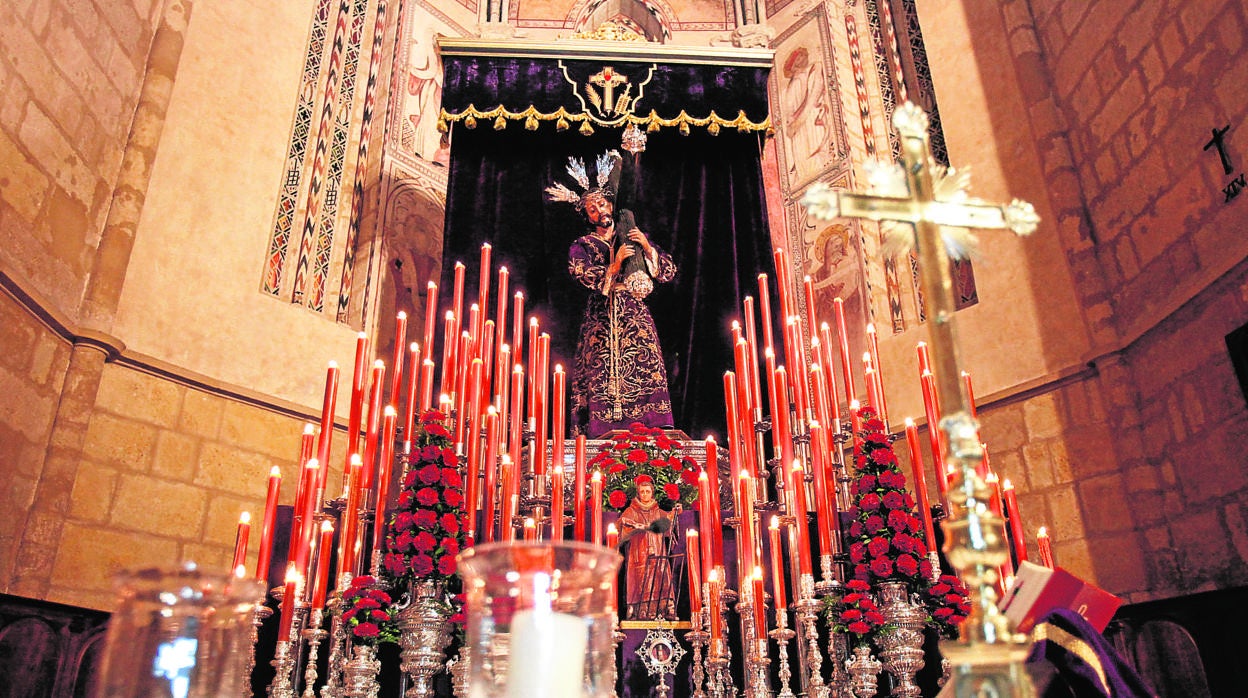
[583,193,614,229]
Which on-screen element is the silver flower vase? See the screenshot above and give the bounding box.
[397,580,453,698]
[875,581,927,698]
[846,644,883,698]
[342,644,382,698]
[448,650,470,698]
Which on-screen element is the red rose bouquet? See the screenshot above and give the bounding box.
[921,574,972,638]
[381,409,467,633]
[825,578,888,644]
[341,575,399,646]
[590,422,699,512]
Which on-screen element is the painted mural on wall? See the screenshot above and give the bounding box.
[772,8,846,194]
[399,20,450,165]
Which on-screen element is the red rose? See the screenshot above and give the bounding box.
[370,609,389,621]
[416,488,440,506]
[655,435,674,450]
[847,621,871,635]
[437,555,457,575]
[879,471,905,488]
[441,512,460,533]
[427,423,451,439]
[865,610,885,625]
[667,456,681,469]
[945,593,963,605]
[355,597,380,610]
[449,611,466,625]
[930,582,951,596]
[849,542,866,563]
[919,559,934,579]
[609,461,627,474]
[613,441,631,451]
[859,493,882,511]
[841,608,863,622]
[397,489,415,507]
[413,531,436,552]
[395,530,415,551]
[853,563,869,579]
[630,433,648,443]
[384,553,406,576]
[413,509,437,528]
[887,510,909,532]
[864,515,885,533]
[882,491,905,510]
[419,464,442,484]
[663,483,681,501]
[442,468,463,487]
[608,490,628,509]
[846,579,871,592]
[650,458,667,469]
[353,622,380,638]
[634,474,653,486]
[443,488,464,507]
[627,449,648,463]
[903,492,916,509]
[870,557,894,577]
[681,469,699,486]
[892,533,914,554]
[896,554,919,576]
[440,537,460,556]
[870,448,898,466]
[848,521,865,537]
[842,592,865,605]
[403,470,420,488]
[412,554,434,575]
[441,448,459,467]
[859,474,877,490]
[933,607,954,620]
[420,444,441,461]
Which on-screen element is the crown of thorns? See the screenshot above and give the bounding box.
[545,150,623,211]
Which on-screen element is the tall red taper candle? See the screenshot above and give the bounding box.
[373,407,398,552]
[736,471,757,588]
[257,466,281,582]
[361,360,386,491]
[511,292,525,364]
[833,298,856,407]
[389,312,408,408]
[480,409,500,543]
[574,435,588,541]
[962,370,978,417]
[802,275,819,347]
[920,370,948,498]
[686,529,703,614]
[231,512,251,574]
[768,516,787,610]
[451,261,466,349]
[788,460,816,576]
[704,436,723,568]
[346,332,369,477]
[440,311,456,398]
[743,296,764,414]
[422,281,438,364]
[551,365,566,540]
[903,418,938,550]
[495,267,509,360]
[402,343,420,448]
[477,243,492,339]
[338,455,363,577]
[757,274,776,355]
[1003,479,1028,564]
[818,323,842,427]
[316,362,339,500]
[697,470,715,580]
[806,424,834,560]
[751,567,767,635]
[1037,526,1055,568]
[419,359,435,414]
[276,565,300,642]
[310,520,334,609]
[590,470,603,545]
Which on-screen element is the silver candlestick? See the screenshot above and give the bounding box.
[320,574,352,698]
[301,608,329,698]
[688,605,710,698]
[248,603,274,683]
[769,609,797,698]
[269,639,297,698]
[794,574,829,698]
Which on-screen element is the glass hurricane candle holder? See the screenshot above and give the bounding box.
[95,562,266,698]
[456,540,622,698]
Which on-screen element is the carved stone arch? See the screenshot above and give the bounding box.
[569,0,676,42]
[376,179,446,361]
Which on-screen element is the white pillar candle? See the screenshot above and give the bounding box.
[505,573,587,697]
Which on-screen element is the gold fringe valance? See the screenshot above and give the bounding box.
[438,105,772,137]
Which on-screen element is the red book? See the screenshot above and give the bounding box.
[1000,561,1122,633]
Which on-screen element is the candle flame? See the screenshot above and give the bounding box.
[409,341,419,351]
[590,470,601,482]
[445,310,454,320]
[397,310,407,320]
[850,399,860,409]
[384,406,397,417]
[306,458,319,470]
[327,359,338,369]
[529,316,538,326]
[707,568,719,583]
[752,565,763,580]
[373,359,385,369]
[1003,478,1014,490]
[698,471,708,482]
[554,364,564,373]
[270,466,282,477]
[961,370,971,377]
[350,453,363,466]
[769,515,779,529]
[455,261,465,269]
[764,348,774,358]
[606,522,618,534]
[303,423,316,434]
[1038,526,1048,537]
[321,520,334,532]
[687,529,698,539]
[427,281,437,289]
[524,518,536,528]
[239,511,251,524]
[234,564,246,578]
[904,417,915,427]
[986,472,999,483]
[357,331,368,340]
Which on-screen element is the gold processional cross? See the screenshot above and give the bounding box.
[802,102,1040,696]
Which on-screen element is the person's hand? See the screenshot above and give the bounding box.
[609,244,635,275]
[627,229,653,256]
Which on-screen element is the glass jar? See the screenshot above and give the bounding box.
[95,562,266,697]
[456,541,622,698]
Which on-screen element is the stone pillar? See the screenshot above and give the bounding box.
[9,0,194,599]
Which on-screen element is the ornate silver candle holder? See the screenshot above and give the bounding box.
[876,581,926,698]
[320,574,352,698]
[844,645,882,698]
[301,608,329,698]
[768,609,797,698]
[687,604,710,698]
[341,644,381,698]
[793,574,829,698]
[248,603,274,682]
[269,639,297,698]
[397,580,454,698]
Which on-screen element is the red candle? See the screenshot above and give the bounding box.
[551,366,566,541]
[751,567,766,634]
[1003,479,1028,564]
[704,437,723,542]
[495,267,509,359]
[788,462,818,576]
[904,418,937,550]
[772,367,794,477]
[508,364,524,465]
[361,360,386,491]
[733,339,757,477]
[499,456,516,542]
[802,275,819,345]
[962,370,978,418]
[743,296,763,414]
[373,407,398,552]
[849,400,863,462]
[1037,526,1055,568]
[810,360,833,445]
[494,344,511,414]
[479,321,496,400]
[527,318,539,408]
[422,281,438,365]
[686,529,703,614]
[757,274,776,356]
[916,341,931,375]
[451,261,466,347]
[784,316,809,421]
[920,371,948,498]
[345,333,369,487]
[866,323,886,422]
[316,362,339,500]
[523,517,537,541]
[256,466,281,582]
[864,364,880,412]
[773,246,793,326]
[454,331,471,444]
[276,565,300,642]
[736,471,757,589]
[573,435,588,541]
[402,343,420,449]
[464,356,484,456]
[480,408,500,543]
[590,470,604,545]
[833,298,855,407]
[465,362,484,532]
[533,334,550,477]
[478,243,492,339]
[389,312,408,408]
[606,522,619,549]
[419,359,435,414]
[511,292,525,365]
[551,452,565,542]
[338,455,363,577]
[606,523,620,613]
[723,372,743,486]
[440,311,456,398]
[818,323,842,427]
[708,569,723,641]
[697,470,715,580]
[768,516,786,611]
[231,512,251,574]
[310,520,334,609]
[806,425,833,561]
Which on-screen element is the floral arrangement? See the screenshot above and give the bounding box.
[826,579,886,642]
[589,422,700,512]
[383,409,468,583]
[340,575,399,646]
[837,408,970,642]
[380,409,467,634]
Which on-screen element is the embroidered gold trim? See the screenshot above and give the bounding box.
[1033,621,1109,696]
[439,106,772,136]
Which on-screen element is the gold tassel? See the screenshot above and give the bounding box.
[679,121,690,136]
[707,122,720,136]
[436,118,448,133]
[556,117,570,132]
[493,115,507,130]
[579,121,594,136]
[646,119,661,133]
[524,115,539,131]
[464,115,477,129]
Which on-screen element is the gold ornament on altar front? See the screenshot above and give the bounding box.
[571,19,648,42]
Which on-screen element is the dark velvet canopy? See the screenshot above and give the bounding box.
[439,48,775,439]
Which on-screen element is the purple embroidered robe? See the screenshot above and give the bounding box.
[567,234,677,437]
